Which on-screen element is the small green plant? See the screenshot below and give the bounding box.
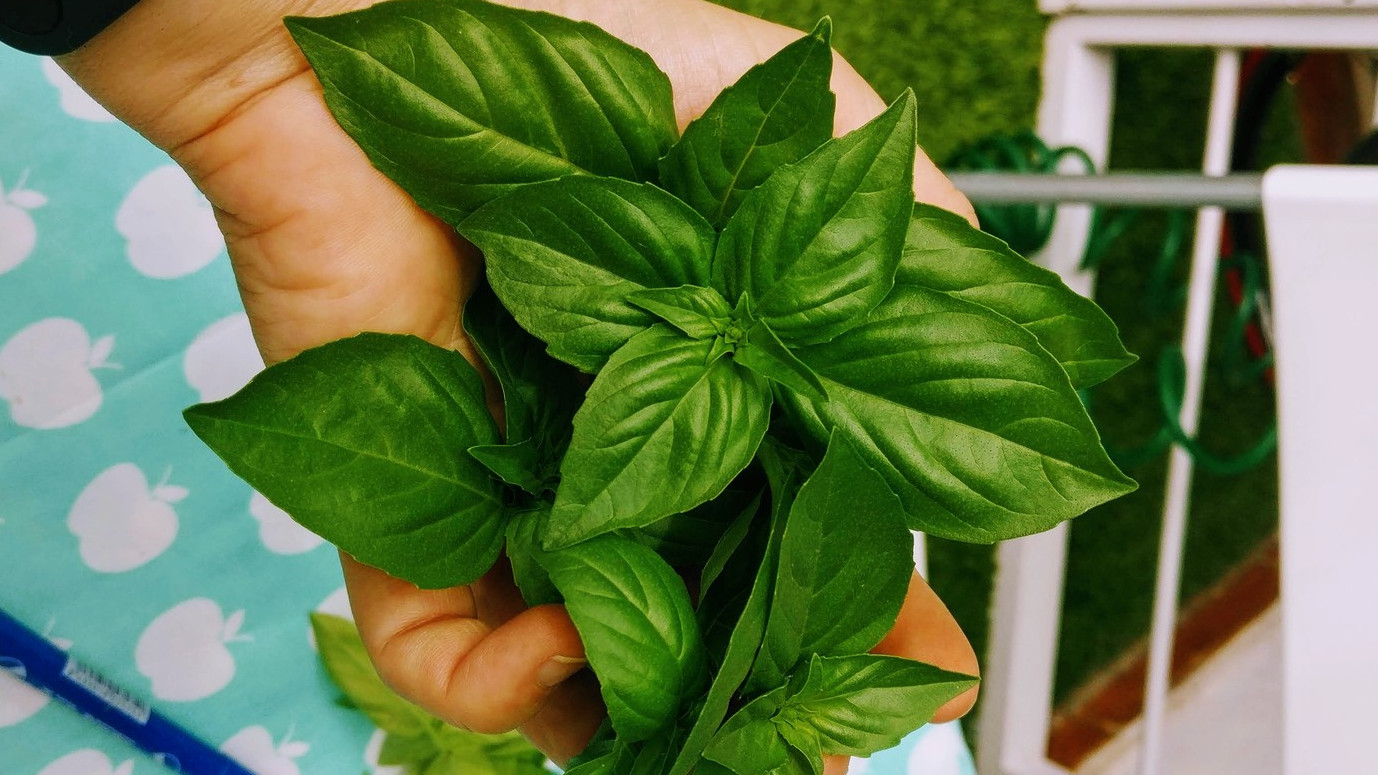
[311,612,551,774]
[185,2,1136,772]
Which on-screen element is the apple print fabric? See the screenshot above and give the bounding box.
[0,48,977,775]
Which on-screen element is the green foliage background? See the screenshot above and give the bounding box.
[712,0,1287,743]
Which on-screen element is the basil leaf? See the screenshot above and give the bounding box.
[658,19,836,226]
[378,731,436,765]
[698,490,764,601]
[463,280,581,450]
[747,433,912,692]
[733,321,828,403]
[781,286,1137,542]
[773,721,824,775]
[622,486,757,568]
[714,92,916,345]
[469,440,542,496]
[777,654,978,757]
[626,285,733,340]
[546,326,771,549]
[562,750,632,775]
[667,465,791,775]
[185,334,505,588]
[702,690,810,775]
[903,203,1135,388]
[310,613,432,737]
[285,0,676,224]
[506,506,560,607]
[429,730,547,775]
[462,178,716,373]
[541,535,708,741]
[627,732,676,775]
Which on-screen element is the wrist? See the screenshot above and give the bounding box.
[56,0,353,150]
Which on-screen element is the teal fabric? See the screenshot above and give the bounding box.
[0,47,974,775]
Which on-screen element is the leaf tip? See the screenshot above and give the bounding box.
[810,17,834,44]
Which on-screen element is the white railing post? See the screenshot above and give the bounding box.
[977,9,1378,775]
[976,17,1115,775]
[1136,46,1240,775]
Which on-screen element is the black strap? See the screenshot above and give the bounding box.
[0,0,142,55]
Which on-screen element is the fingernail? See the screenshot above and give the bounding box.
[537,655,587,688]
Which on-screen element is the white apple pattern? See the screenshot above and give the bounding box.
[136,598,250,702]
[222,726,310,775]
[0,622,72,728]
[68,464,187,573]
[0,317,116,429]
[41,58,117,123]
[0,172,46,276]
[184,313,264,403]
[116,165,224,279]
[250,492,324,556]
[37,750,135,775]
[0,657,50,728]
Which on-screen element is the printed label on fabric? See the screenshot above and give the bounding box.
[61,657,152,725]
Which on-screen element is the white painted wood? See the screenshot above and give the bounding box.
[1042,0,1378,13]
[1081,607,1282,775]
[1137,48,1241,775]
[979,527,1075,775]
[1042,12,1378,49]
[1264,165,1378,775]
[980,10,1378,775]
[976,17,1116,775]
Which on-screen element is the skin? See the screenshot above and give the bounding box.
[60,0,981,770]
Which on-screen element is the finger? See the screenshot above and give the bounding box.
[519,669,607,764]
[873,571,981,723]
[341,555,592,735]
[824,754,850,775]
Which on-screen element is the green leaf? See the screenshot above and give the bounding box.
[310,613,431,737]
[463,280,581,450]
[658,18,836,226]
[468,440,543,496]
[378,732,436,765]
[747,433,912,692]
[626,285,733,340]
[185,334,505,589]
[777,654,978,757]
[714,92,917,345]
[285,0,677,224]
[698,490,764,601]
[666,465,792,775]
[505,506,561,607]
[546,326,771,548]
[780,286,1137,542]
[541,535,708,741]
[733,320,828,403]
[903,203,1135,388]
[621,486,758,568]
[432,728,549,774]
[702,690,811,775]
[462,178,716,373]
[773,721,824,775]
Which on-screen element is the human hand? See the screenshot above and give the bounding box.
[59,0,978,767]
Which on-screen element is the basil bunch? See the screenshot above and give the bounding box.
[184,2,1136,772]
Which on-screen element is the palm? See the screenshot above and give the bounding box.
[61,0,976,766]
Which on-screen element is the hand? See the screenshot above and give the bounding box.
[60,0,979,767]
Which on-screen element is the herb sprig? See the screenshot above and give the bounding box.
[185,2,1136,772]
